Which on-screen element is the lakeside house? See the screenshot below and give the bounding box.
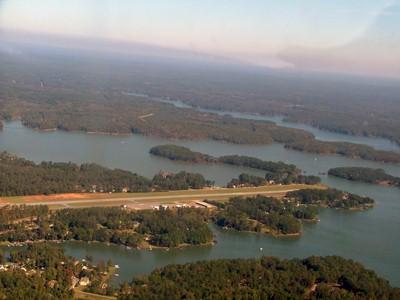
[79,277,90,286]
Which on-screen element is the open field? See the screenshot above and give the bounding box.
[0,184,324,210]
[74,290,116,300]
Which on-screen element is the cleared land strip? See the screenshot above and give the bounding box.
[0,184,325,209]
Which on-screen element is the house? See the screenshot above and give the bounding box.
[79,277,90,286]
[157,170,173,178]
[47,280,57,288]
[101,282,108,289]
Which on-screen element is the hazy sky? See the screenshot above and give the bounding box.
[1,0,399,75]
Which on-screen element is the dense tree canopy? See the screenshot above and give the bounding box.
[150,145,321,185]
[118,256,400,300]
[0,152,212,197]
[286,188,374,209]
[2,244,76,299]
[150,144,215,163]
[0,243,117,299]
[328,167,400,187]
[151,171,214,191]
[286,140,400,163]
[207,189,374,236]
[0,206,213,248]
[211,196,303,235]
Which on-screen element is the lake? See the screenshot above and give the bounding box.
[124,91,400,153]
[1,121,399,286]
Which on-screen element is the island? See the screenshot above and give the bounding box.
[150,145,321,185]
[285,140,400,164]
[328,167,400,187]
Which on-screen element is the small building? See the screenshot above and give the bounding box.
[158,170,173,178]
[47,280,57,288]
[79,277,90,286]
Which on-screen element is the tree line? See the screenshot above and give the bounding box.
[150,145,321,185]
[118,256,400,299]
[206,187,373,236]
[0,152,213,197]
[0,206,213,248]
[286,140,400,164]
[1,244,398,299]
[0,243,113,299]
[286,188,374,209]
[328,167,400,187]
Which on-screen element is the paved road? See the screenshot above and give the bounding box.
[18,188,299,208]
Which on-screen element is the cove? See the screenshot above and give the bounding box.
[0,121,399,286]
[124,91,400,153]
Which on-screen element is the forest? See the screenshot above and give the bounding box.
[150,145,321,185]
[0,206,213,248]
[118,256,400,299]
[328,167,400,187]
[208,196,309,235]
[0,152,212,196]
[149,144,215,163]
[0,185,373,245]
[1,49,400,164]
[1,245,399,299]
[286,189,375,210]
[207,189,373,236]
[0,243,115,299]
[285,140,400,164]
[228,172,320,187]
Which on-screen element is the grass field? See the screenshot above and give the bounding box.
[74,290,116,300]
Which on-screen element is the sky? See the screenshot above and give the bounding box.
[0,0,399,76]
